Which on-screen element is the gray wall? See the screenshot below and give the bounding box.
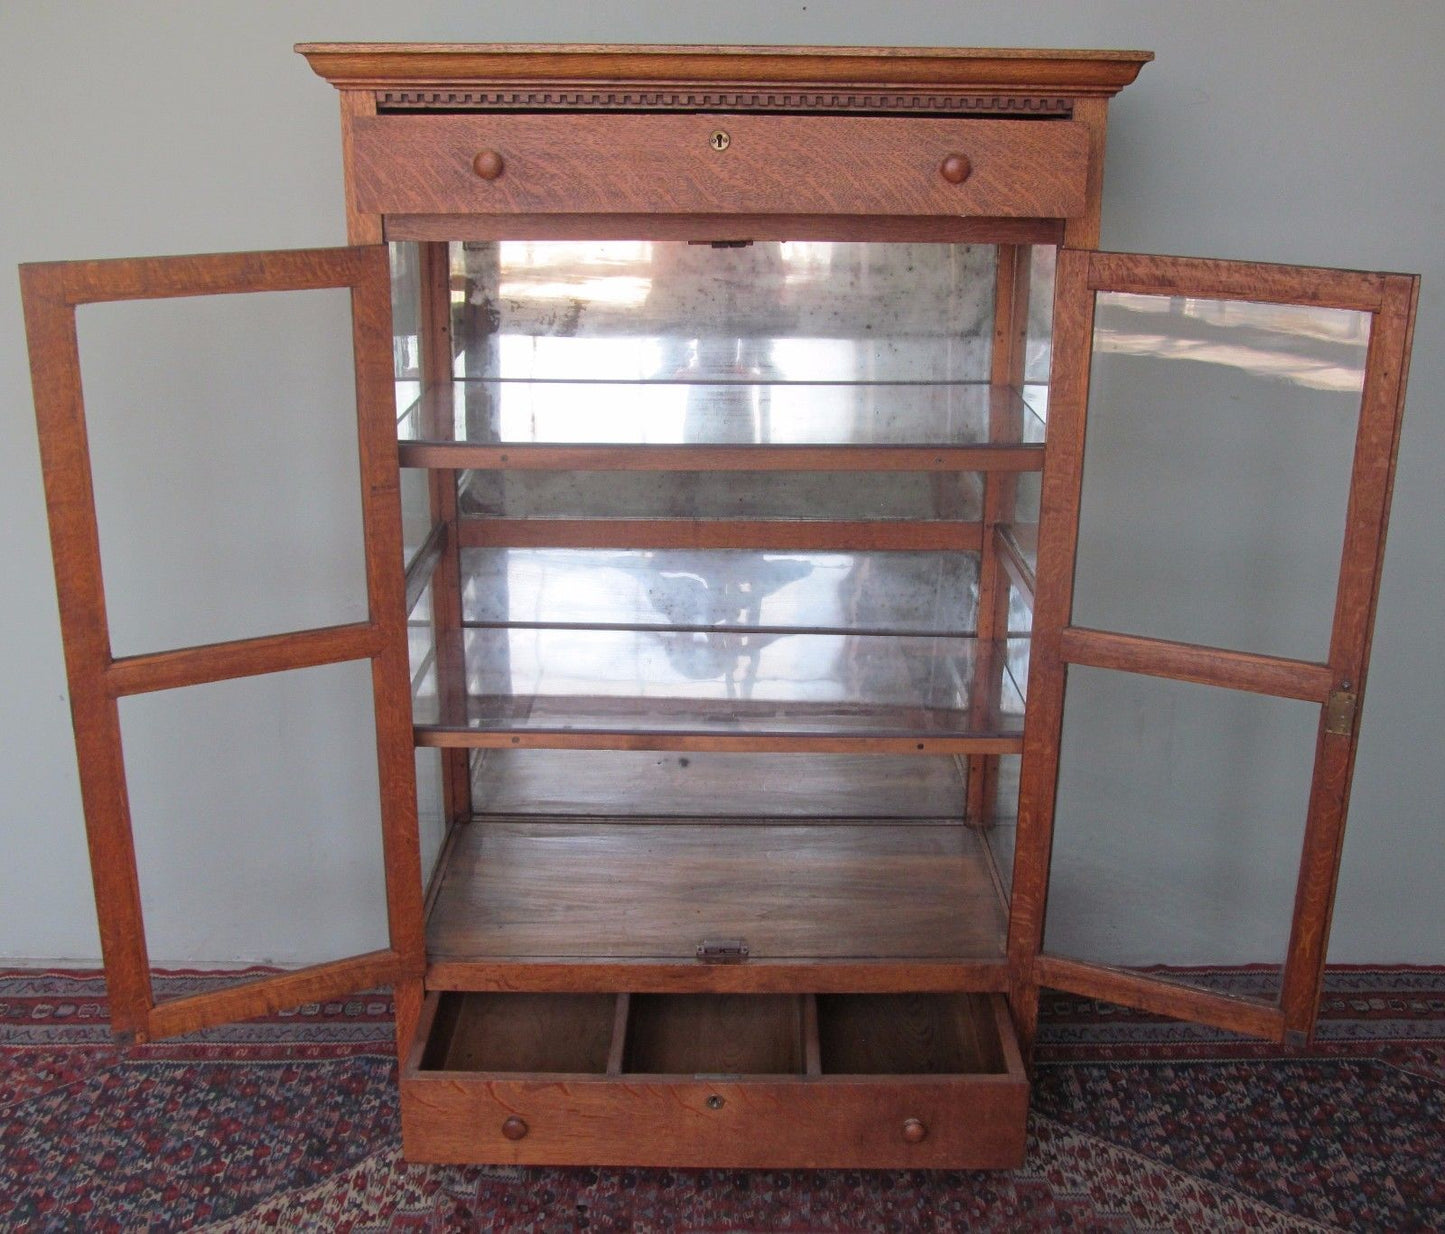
[1,2,1440,965]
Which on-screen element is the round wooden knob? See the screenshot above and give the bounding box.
[939,153,971,185]
[472,149,505,180]
[501,1115,528,1141]
[902,1117,928,1144]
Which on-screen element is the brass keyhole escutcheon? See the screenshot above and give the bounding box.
[710,130,731,152]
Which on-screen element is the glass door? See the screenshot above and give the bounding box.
[1009,250,1417,1042]
[21,247,424,1044]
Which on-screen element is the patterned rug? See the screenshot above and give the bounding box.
[1,968,1441,1232]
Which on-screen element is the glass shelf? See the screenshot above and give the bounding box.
[397,378,1046,456]
[458,547,981,636]
[412,627,1026,747]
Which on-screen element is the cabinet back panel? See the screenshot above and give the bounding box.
[469,749,967,818]
[423,992,615,1073]
[624,994,806,1075]
[449,241,997,384]
[817,993,1006,1074]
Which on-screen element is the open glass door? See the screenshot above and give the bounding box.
[21,247,424,1044]
[1009,250,1417,1043]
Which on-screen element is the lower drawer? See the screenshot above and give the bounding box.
[400,990,1028,1168]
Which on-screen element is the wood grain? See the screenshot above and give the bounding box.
[469,749,967,818]
[350,244,430,989]
[1010,249,1419,1052]
[352,114,1089,220]
[426,819,1008,964]
[20,262,153,1040]
[816,993,1006,1074]
[418,240,474,828]
[624,994,806,1074]
[1085,251,1387,312]
[146,950,405,1040]
[425,992,616,1072]
[23,245,427,1044]
[1280,273,1419,1035]
[419,729,1024,756]
[425,958,1010,995]
[106,622,384,697]
[1005,247,1096,1056]
[1035,955,1284,1042]
[400,1071,1027,1168]
[36,247,380,305]
[969,245,1033,825]
[1061,97,1109,249]
[1057,627,1334,703]
[400,987,1027,1168]
[340,91,383,245]
[298,42,1152,96]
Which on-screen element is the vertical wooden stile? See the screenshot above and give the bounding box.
[1004,248,1096,1056]
[21,263,154,1041]
[1061,99,1110,250]
[418,240,473,826]
[968,246,1032,826]
[1280,274,1419,1036]
[340,91,383,246]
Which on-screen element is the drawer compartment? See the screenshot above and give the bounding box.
[352,113,1089,218]
[401,991,1028,1168]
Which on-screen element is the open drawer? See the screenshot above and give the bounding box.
[400,991,1028,1168]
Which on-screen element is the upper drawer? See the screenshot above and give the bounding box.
[351,113,1090,218]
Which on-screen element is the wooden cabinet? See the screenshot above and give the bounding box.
[21,44,1419,1169]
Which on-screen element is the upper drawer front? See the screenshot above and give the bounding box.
[351,113,1090,218]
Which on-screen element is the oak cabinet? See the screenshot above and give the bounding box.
[22,43,1418,1169]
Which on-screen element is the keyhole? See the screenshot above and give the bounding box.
[710,130,730,151]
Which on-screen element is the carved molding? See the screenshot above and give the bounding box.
[375,88,1074,117]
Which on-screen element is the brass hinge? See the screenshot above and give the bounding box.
[696,938,749,963]
[1324,688,1358,737]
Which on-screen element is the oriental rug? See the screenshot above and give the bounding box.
[1,967,1440,1232]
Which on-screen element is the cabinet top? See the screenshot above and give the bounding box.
[296,43,1152,102]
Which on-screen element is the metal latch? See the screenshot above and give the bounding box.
[1324,686,1358,737]
[696,938,749,963]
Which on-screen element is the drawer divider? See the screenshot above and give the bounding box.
[803,994,821,1077]
[606,992,631,1077]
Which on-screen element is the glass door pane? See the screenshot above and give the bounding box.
[1012,251,1417,1041]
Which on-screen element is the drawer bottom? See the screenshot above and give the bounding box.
[401,991,1028,1169]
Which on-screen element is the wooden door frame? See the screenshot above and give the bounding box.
[21,246,426,1047]
[1007,248,1418,1050]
